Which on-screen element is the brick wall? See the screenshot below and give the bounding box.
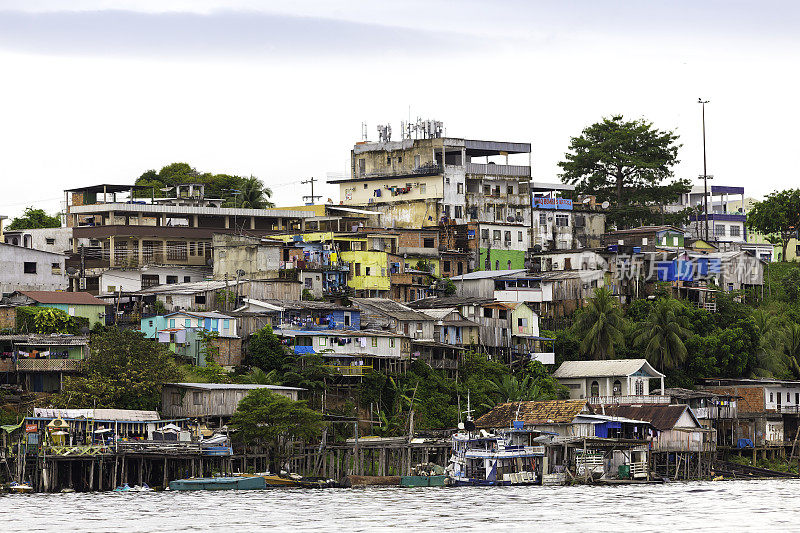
[0,307,16,330]
[211,337,243,367]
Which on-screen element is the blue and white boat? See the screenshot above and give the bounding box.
[447,397,545,486]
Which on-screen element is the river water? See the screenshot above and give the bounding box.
[1,480,797,532]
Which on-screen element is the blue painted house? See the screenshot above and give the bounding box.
[141,311,238,339]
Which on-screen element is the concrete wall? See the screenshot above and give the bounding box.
[100,266,209,294]
[3,227,73,254]
[0,244,67,294]
[213,234,281,279]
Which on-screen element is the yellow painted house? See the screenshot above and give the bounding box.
[339,249,391,295]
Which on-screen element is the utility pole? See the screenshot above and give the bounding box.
[698,98,712,241]
[301,177,322,205]
[79,244,86,291]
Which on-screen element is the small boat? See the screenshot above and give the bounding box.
[114,483,132,492]
[400,475,447,487]
[9,482,34,494]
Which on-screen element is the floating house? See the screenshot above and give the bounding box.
[552,359,667,403]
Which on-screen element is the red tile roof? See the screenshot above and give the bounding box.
[19,291,106,306]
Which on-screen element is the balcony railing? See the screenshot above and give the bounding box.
[465,163,531,177]
[324,364,373,376]
[588,395,671,405]
[776,405,800,414]
[16,359,83,372]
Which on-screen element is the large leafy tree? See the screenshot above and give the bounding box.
[229,389,323,472]
[559,115,689,228]
[633,298,692,372]
[747,189,800,262]
[134,162,274,208]
[7,207,61,230]
[572,287,626,360]
[51,328,181,410]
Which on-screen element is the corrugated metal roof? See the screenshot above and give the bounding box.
[407,296,495,309]
[33,408,160,421]
[475,400,591,428]
[449,269,527,281]
[603,404,699,431]
[552,359,665,379]
[166,383,305,391]
[351,298,430,321]
[19,291,106,306]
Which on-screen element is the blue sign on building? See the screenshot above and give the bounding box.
[533,197,573,210]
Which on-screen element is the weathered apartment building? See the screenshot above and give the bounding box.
[328,130,533,271]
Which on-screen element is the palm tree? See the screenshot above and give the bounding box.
[633,298,691,372]
[572,287,626,360]
[480,375,551,410]
[234,176,274,209]
[779,324,800,378]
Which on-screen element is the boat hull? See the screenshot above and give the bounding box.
[169,476,267,491]
[400,475,446,488]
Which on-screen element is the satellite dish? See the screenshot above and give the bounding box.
[601,201,610,209]
[236,269,246,277]
[66,267,78,276]
[583,198,592,204]
[533,244,542,253]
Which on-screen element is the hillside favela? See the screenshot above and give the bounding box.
[3,2,800,532]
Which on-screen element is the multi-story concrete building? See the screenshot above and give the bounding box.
[63,183,318,293]
[329,133,531,235]
[667,185,747,247]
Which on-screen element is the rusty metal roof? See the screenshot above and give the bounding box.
[603,404,699,431]
[18,291,106,306]
[475,400,591,428]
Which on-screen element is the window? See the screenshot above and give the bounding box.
[371,337,378,347]
[715,225,726,237]
[414,155,420,168]
[52,262,60,270]
[730,225,741,237]
[185,318,191,327]
[319,337,327,346]
[445,177,450,185]
[169,319,176,328]
[390,338,395,348]
[387,156,391,165]
[495,207,503,221]
[195,294,206,305]
[358,158,366,176]
[23,262,36,274]
[498,309,507,319]
[171,392,182,406]
[493,230,501,241]
[495,260,500,270]
[613,380,622,396]
[454,205,463,219]
[404,323,409,335]
[483,185,491,195]
[223,319,230,330]
[193,392,202,405]
[507,185,514,194]
[770,392,774,402]
[443,260,451,272]
[398,157,402,163]
[635,380,644,395]
[166,275,178,284]
[555,214,569,227]
[504,231,511,242]
[149,320,154,327]
[457,183,464,194]
[304,277,313,288]
[518,231,523,242]
[365,267,371,276]
[484,308,493,318]
[539,213,547,225]
[481,229,489,240]
[420,184,426,194]
[46,238,55,245]
[344,312,351,326]
[363,183,368,189]
[788,392,791,402]
[590,381,599,397]
[423,237,435,248]
[444,205,451,218]
[167,241,187,261]
[507,260,512,269]
[189,242,196,255]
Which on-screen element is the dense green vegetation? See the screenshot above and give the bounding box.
[6,207,61,230]
[15,306,87,334]
[554,261,800,389]
[52,328,181,410]
[134,162,274,208]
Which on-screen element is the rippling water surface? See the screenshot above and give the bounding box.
[2,480,798,532]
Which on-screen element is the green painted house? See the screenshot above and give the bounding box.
[13,291,107,329]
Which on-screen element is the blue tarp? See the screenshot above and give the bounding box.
[737,438,754,449]
[293,346,315,355]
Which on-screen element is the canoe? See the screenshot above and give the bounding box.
[169,476,267,491]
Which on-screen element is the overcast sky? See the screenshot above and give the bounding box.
[1,1,798,218]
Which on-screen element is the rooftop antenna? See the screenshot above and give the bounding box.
[361,121,368,141]
[464,391,474,422]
